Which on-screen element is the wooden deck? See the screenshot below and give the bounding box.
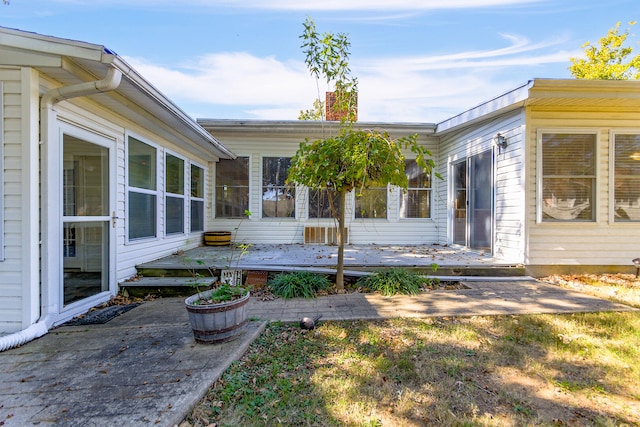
[121,244,527,296]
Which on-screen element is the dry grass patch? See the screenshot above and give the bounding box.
[184,311,640,426]
[544,273,640,308]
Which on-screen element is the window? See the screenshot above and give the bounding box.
[400,159,431,218]
[355,184,387,219]
[614,134,640,222]
[541,133,596,221]
[165,153,185,235]
[191,164,205,232]
[216,157,249,218]
[309,188,338,219]
[262,157,295,218]
[127,137,157,240]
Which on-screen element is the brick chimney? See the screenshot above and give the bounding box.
[325,91,358,121]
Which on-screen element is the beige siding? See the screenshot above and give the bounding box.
[206,131,441,245]
[525,107,640,267]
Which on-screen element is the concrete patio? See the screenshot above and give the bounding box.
[1,279,637,426]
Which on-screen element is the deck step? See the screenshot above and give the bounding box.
[119,276,218,297]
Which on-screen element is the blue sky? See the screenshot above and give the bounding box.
[1,0,638,122]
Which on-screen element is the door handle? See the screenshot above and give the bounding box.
[111,211,120,228]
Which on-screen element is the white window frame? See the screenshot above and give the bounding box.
[189,161,206,233]
[354,184,389,220]
[165,150,186,236]
[215,156,251,219]
[125,134,160,243]
[536,129,599,223]
[261,156,295,219]
[399,159,432,220]
[610,130,640,224]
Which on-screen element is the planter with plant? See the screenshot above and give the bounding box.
[184,210,252,344]
[185,283,250,344]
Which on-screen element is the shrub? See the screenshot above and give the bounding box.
[356,268,432,296]
[268,271,331,299]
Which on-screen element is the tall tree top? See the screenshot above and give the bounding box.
[569,21,640,80]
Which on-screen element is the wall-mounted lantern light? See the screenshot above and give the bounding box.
[494,133,508,154]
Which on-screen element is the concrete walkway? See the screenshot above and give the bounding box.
[0,280,636,427]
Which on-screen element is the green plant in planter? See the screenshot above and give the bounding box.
[190,283,248,305]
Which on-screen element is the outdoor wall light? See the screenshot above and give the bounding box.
[494,133,508,153]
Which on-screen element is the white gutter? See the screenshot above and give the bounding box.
[0,65,122,352]
[41,65,122,106]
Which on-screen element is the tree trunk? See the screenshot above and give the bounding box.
[336,189,346,291]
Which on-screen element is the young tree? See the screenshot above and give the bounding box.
[288,17,436,290]
[298,98,324,120]
[569,21,640,80]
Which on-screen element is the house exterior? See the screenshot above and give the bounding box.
[196,120,440,246]
[1,26,639,346]
[199,79,640,276]
[0,27,233,341]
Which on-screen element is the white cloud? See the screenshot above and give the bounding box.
[125,29,575,122]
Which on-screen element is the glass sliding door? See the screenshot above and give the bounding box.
[452,150,493,253]
[469,151,492,251]
[62,135,111,305]
[452,161,467,246]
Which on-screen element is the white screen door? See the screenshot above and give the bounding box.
[62,135,111,305]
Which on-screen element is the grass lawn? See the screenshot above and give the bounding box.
[183,275,640,427]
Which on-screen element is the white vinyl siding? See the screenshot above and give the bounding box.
[436,109,526,263]
[0,68,41,333]
[0,82,4,262]
[202,129,440,245]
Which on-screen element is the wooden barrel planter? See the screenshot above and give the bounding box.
[203,231,232,246]
[184,290,250,344]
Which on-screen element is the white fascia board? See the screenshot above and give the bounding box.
[0,26,106,62]
[435,80,533,135]
[197,119,436,138]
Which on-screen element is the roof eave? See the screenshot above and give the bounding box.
[435,80,533,135]
[197,119,437,138]
[0,26,235,160]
